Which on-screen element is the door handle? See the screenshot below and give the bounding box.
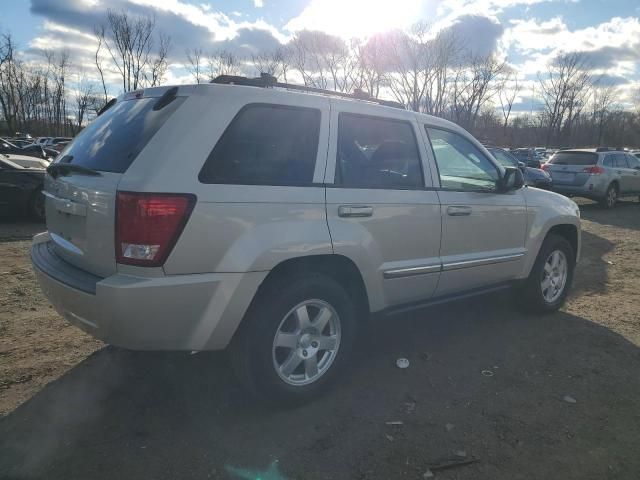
[447,205,472,216]
[338,205,373,218]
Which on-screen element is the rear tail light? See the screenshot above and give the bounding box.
[116,192,195,267]
[583,166,605,175]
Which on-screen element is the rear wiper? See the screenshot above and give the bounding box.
[47,162,102,179]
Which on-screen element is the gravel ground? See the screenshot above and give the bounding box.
[1,199,639,480]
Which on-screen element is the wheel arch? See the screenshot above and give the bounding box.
[251,254,371,320]
[546,224,579,262]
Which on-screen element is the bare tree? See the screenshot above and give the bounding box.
[186,47,204,83]
[93,25,109,106]
[73,72,96,133]
[538,52,593,146]
[206,50,243,80]
[450,53,506,131]
[251,47,291,81]
[95,9,170,92]
[147,31,171,87]
[591,84,617,146]
[498,72,521,134]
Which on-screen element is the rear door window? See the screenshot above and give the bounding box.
[548,152,598,166]
[60,96,185,173]
[336,114,423,188]
[614,154,629,168]
[199,104,320,185]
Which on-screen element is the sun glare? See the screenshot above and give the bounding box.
[286,0,424,39]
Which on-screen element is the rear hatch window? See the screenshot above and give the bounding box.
[548,152,597,166]
[60,94,185,173]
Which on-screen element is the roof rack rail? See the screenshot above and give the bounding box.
[595,147,623,152]
[211,73,406,110]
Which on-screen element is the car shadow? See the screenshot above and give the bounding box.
[569,230,614,297]
[0,218,45,242]
[577,199,640,231]
[2,296,640,480]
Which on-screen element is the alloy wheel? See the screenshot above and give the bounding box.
[272,299,341,386]
[541,250,568,303]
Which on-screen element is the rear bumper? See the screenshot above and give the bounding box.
[31,234,267,351]
[551,181,607,199]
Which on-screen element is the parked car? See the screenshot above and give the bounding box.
[535,147,547,158]
[512,148,543,168]
[32,79,581,403]
[33,137,52,146]
[9,138,34,148]
[42,137,72,147]
[487,147,553,190]
[542,149,640,208]
[52,141,70,152]
[0,156,45,220]
[2,153,49,169]
[0,138,55,160]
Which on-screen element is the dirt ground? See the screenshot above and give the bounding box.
[1,199,640,479]
[0,221,102,416]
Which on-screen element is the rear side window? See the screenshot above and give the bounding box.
[61,96,185,173]
[614,154,629,168]
[548,152,597,166]
[199,104,320,185]
[336,114,423,188]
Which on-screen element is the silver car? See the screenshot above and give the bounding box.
[543,149,640,208]
[31,77,581,403]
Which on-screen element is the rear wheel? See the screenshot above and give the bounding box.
[522,234,575,313]
[230,272,357,405]
[600,183,617,209]
[30,188,45,221]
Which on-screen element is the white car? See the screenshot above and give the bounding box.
[3,153,49,169]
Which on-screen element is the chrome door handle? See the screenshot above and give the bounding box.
[338,205,373,218]
[447,205,472,216]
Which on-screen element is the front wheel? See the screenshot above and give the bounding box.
[230,272,357,405]
[522,234,575,313]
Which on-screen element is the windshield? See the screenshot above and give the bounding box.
[548,151,598,165]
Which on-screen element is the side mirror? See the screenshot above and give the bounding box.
[517,161,526,171]
[498,166,525,192]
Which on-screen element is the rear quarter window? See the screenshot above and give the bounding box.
[199,104,321,186]
[60,96,185,173]
[548,152,598,166]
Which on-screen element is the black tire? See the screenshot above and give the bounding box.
[229,272,357,405]
[29,188,46,221]
[522,234,575,313]
[599,183,618,209]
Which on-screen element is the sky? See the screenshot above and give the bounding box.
[2,0,640,111]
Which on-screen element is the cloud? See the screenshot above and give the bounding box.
[500,14,640,96]
[595,73,631,87]
[440,15,504,59]
[285,0,423,38]
[253,0,264,7]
